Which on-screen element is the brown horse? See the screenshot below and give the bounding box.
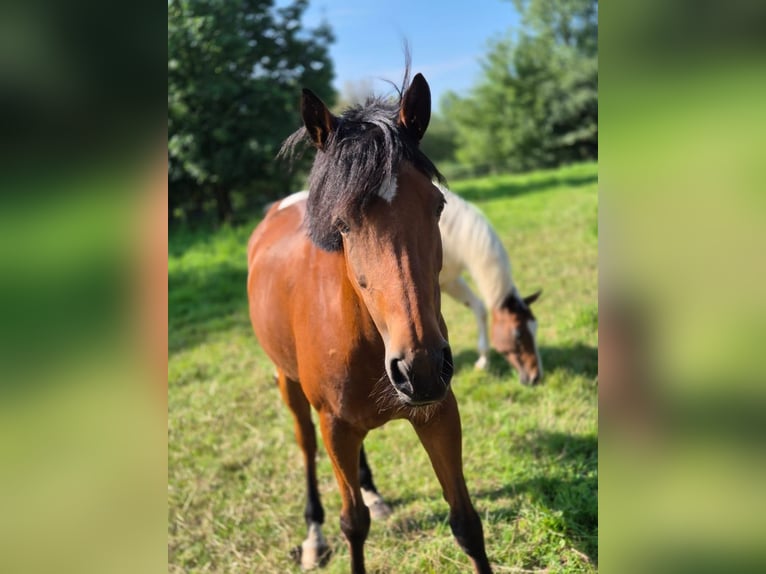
[247,72,492,573]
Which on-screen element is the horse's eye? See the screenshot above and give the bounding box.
[335,218,350,234]
[436,198,446,217]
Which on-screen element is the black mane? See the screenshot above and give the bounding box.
[279,79,444,251]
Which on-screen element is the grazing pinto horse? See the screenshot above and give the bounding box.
[247,74,492,574]
[438,187,543,383]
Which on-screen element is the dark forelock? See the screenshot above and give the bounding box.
[279,91,444,251]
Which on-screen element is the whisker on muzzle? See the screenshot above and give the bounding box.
[369,371,440,424]
[370,373,399,415]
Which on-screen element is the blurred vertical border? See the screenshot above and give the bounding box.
[601,0,766,572]
[0,0,166,572]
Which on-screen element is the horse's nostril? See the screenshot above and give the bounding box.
[389,358,413,395]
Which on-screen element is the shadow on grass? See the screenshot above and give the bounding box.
[478,431,598,563]
[452,349,481,373]
[452,342,597,380]
[451,348,515,378]
[541,343,598,379]
[169,262,250,354]
[169,229,207,259]
[456,172,597,203]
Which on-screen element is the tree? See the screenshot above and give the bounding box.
[447,0,597,173]
[513,0,597,164]
[168,0,334,224]
[513,0,597,57]
[420,107,459,168]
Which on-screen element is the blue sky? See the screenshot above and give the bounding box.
[299,0,522,110]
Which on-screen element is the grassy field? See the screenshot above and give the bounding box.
[168,161,598,573]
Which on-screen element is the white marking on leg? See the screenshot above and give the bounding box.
[467,292,489,369]
[361,487,382,507]
[301,521,328,569]
[278,190,309,211]
[475,308,489,370]
[361,487,392,520]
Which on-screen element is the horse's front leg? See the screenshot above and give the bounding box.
[359,444,393,520]
[319,412,370,574]
[410,391,493,574]
[276,371,329,569]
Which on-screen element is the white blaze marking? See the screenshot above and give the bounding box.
[278,190,309,210]
[378,175,398,202]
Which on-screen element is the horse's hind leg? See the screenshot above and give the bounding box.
[411,392,492,574]
[358,444,392,520]
[276,370,330,569]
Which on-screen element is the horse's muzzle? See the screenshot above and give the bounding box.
[504,352,543,386]
[517,364,542,386]
[387,345,453,405]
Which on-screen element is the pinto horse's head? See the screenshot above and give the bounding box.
[283,73,451,406]
[491,290,543,385]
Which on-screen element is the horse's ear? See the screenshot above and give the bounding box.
[524,290,542,306]
[301,88,337,150]
[399,73,431,142]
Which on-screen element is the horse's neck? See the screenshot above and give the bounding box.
[464,233,516,309]
[440,188,516,309]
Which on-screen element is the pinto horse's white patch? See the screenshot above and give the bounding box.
[377,175,398,203]
[278,190,309,211]
[301,521,328,569]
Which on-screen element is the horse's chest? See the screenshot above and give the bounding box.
[298,343,388,421]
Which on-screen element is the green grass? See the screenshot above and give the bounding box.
[168,161,598,573]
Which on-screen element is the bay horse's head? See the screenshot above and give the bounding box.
[491,290,543,385]
[283,73,451,405]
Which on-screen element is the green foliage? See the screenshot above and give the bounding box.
[420,112,459,167]
[446,0,597,173]
[168,0,335,224]
[168,162,598,572]
[514,0,598,56]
